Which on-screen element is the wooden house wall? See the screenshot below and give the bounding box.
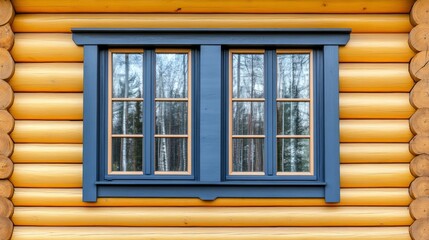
[2,0,419,239]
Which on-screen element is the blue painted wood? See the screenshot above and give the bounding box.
[82,45,99,202]
[72,28,351,46]
[199,45,222,182]
[323,45,340,203]
[265,50,275,176]
[143,49,154,175]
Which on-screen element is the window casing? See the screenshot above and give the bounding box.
[72,29,350,203]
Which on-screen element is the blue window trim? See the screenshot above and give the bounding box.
[72,28,350,203]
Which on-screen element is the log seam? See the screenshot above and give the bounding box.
[0,1,15,240]
[409,1,429,240]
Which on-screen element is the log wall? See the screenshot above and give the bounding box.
[4,0,417,239]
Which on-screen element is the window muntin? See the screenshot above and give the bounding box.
[107,48,192,176]
[228,49,313,177]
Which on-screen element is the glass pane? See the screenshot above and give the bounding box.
[156,53,188,98]
[233,102,264,135]
[277,138,310,173]
[232,53,264,98]
[155,102,188,135]
[155,138,188,172]
[277,102,310,135]
[232,138,264,172]
[112,101,143,135]
[111,137,143,172]
[277,53,310,99]
[112,53,143,98]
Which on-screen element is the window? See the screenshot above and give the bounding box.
[72,29,350,203]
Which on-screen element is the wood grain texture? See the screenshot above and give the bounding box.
[10,33,414,63]
[411,154,429,177]
[410,218,429,240]
[0,24,14,50]
[410,108,429,136]
[11,227,412,240]
[11,0,414,13]
[410,135,429,155]
[0,79,13,110]
[340,143,413,163]
[340,120,413,143]
[0,133,13,157]
[0,197,13,218]
[11,144,82,164]
[11,206,412,226]
[0,48,14,80]
[411,0,429,25]
[410,197,429,220]
[0,0,14,25]
[0,216,13,240]
[339,63,413,92]
[339,93,414,119]
[0,156,13,179]
[410,51,429,81]
[11,121,82,143]
[9,163,414,188]
[11,188,411,207]
[410,177,429,199]
[0,180,13,199]
[10,63,83,92]
[11,14,412,33]
[10,93,83,120]
[411,79,429,109]
[0,110,14,133]
[409,24,429,52]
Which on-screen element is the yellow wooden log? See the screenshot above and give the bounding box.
[12,206,412,227]
[0,0,14,26]
[11,0,414,13]
[409,24,429,52]
[0,217,13,240]
[410,51,429,81]
[0,24,14,51]
[9,163,414,188]
[10,63,83,92]
[0,197,13,218]
[410,108,429,136]
[11,34,82,62]
[339,93,414,119]
[340,120,412,143]
[339,63,413,93]
[9,93,414,120]
[10,143,410,164]
[340,143,413,163]
[12,14,412,33]
[0,180,13,198]
[410,154,429,177]
[11,188,411,207]
[0,48,14,80]
[0,133,13,157]
[10,120,412,144]
[410,177,429,199]
[11,226,412,240]
[411,79,429,109]
[409,197,429,220]
[411,0,429,25]
[10,93,83,120]
[340,164,413,188]
[11,121,82,143]
[0,156,13,179]
[11,144,82,164]
[0,110,14,134]
[339,34,413,63]
[410,218,429,240]
[10,33,414,63]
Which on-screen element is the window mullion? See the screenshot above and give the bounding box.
[265,50,276,176]
[143,49,155,175]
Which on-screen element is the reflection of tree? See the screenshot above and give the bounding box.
[111,53,143,171]
[155,53,188,172]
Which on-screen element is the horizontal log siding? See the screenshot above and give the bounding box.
[8,1,415,239]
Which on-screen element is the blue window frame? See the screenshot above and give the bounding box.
[72,29,350,203]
